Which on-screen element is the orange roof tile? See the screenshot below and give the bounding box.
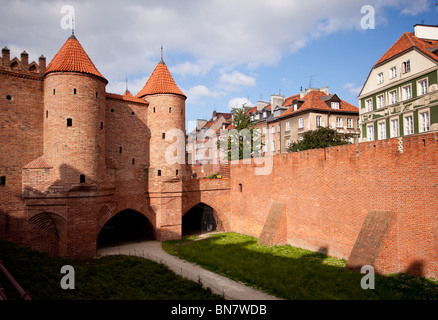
[106,91,148,104]
[136,60,186,99]
[44,35,107,83]
[375,32,438,66]
[280,90,358,118]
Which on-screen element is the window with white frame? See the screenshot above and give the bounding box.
[286,138,291,149]
[286,121,290,131]
[378,121,386,140]
[336,117,343,128]
[366,99,373,112]
[420,111,430,133]
[390,67,397,79]
[403,85,412,100]
[277,124,280,132]
[367,125,374,141]
[377,95,384,109]
[419,79,428,95]
[316,116,321,127]
[390,90,397,105]
[331,102,340,109]
[263,127,266,134]
[293,103,298,111]
[391,118,399,138]
[347,118,353,128]
[299,118,304,128]
[402,60,410,73]
[271,126,275,134]
[377,72,384,84]
[404,115,413,135]
[299,136,304,141]
[272,140,275,151]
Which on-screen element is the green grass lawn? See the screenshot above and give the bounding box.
[0,240,223,300]
[162,232,438,300]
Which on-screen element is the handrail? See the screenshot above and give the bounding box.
[0,261,32,300]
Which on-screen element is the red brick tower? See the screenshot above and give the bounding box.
[136,57,187,180]
[43,35,108,186]
[136,55,187,240]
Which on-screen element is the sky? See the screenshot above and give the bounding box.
[1,0,437,132]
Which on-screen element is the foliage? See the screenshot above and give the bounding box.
[217,105,262,161]
[287,126,354,152]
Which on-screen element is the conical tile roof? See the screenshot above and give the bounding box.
[44,35,107,83]
[136,60,186,99]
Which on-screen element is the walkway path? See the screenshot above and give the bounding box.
[96,239,281,300]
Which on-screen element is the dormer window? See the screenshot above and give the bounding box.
[331,102,340,109]
[263,112,267,118]
[293,103,298,111]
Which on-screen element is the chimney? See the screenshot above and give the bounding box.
[2,47,10,66]
[256,100,269,112]
[414,24,438,40]
[196,119,207,130]
[270,93,285,109]
[212,110,217,121]
[20,51,28,66]
[38,55,46,74]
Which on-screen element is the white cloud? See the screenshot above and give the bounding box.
[228,97,254,110]
[184,85,224,103]
[343,82,363,95]
[219,71,256,92]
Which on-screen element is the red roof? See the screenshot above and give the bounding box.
[106,91,148,104]
[375,32,438,66]
[44,35,107,82]
[136,60,186,99]
[280,91,358,118]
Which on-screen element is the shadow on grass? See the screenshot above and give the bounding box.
[163,233,438,300]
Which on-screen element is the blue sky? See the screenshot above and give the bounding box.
[1,0,437,132]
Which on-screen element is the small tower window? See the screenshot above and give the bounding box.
[153,107,156,113]
[111,109,114,113]
[0,176,5,186]
[80,175,85,184]
[73,88,77,95]
[158,170,162,177]
[238,183,243,192]
[162,133,166,139]
[169,107,171,113]
[176,169,179,176]
[100,122,103,130]
[131,111,135,116]
[46,110,49,118]
[67,118,73,127]
[119,147,122,154]
[6,95,12,101]
[96,92,98,98]
[132,158,135,165]
[53,89,55,95]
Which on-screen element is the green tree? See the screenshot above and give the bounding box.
[287,127,354,152]
[217,105,262,161]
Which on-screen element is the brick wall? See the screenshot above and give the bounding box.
[230,132,438,278]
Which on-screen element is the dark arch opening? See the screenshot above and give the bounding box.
[97,209,155,248]
[182,203,218,237]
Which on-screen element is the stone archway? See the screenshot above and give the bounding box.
[27,212,66,256]
[182,203,222,237]
[96,209,156,248]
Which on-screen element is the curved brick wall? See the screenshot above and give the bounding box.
[43,73,107,184]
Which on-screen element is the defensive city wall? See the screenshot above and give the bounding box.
[226,131,438,279]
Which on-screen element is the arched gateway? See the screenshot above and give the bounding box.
[182,203,223,237]
[96,209,155,248]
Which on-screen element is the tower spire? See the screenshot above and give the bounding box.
[160,45,164,63]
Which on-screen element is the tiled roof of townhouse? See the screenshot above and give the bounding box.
[374,32,438,66]
[280,90,358,118]
[44,35,107,83]
[136,59,186,99]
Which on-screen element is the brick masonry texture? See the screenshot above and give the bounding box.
[229,132,438,278]
[1,47,437,280]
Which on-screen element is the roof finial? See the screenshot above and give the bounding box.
[160,44,164,62]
